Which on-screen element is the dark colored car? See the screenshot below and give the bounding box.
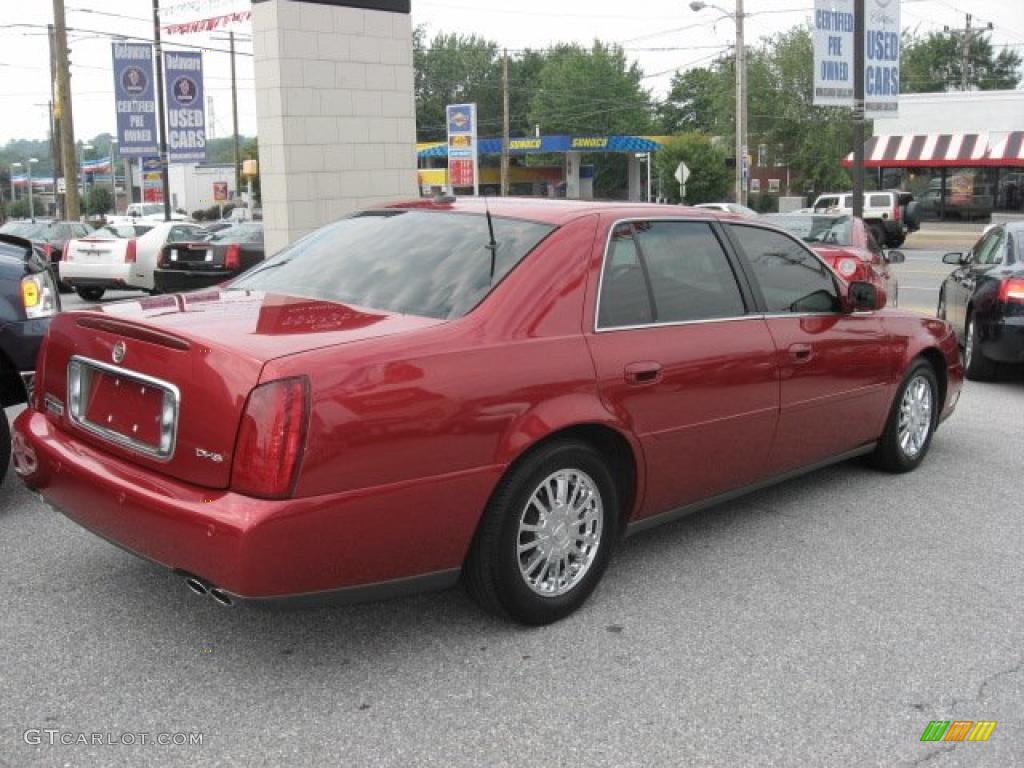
[938,221,1024,379]
[13,200,962,623]
[153,222,264,293]
[764,213,905,306]
[0,234,60,479]
[0,219,92,291]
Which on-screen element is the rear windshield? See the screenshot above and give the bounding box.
[95,224,153,238]
[767,214,852,245]
[0,222,46,238]
[209,223,263,244]
[228,210,555,320]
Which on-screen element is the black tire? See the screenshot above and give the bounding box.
[870,360,939,473]
[75,286,105,302]
[0,410,10,485]
[963,313,996,381]
[889,234,906,248]
[464,440,619,625]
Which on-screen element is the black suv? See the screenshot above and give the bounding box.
[0,234,60,480]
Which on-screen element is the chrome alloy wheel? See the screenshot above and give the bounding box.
[898,374,934,459]
[517,469,603,597]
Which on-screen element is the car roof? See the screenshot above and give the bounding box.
[384,197,747,226]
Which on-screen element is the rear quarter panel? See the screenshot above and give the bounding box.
[881,311,963,418]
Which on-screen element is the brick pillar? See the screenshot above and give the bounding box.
[252,0,417,255]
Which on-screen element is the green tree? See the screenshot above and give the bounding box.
[528,42,652,136]
[902,30,1021,92]
[653,133,730,204]
[8,198,44,219]
[414,28,502,141]
[86,185,113,215]
[657,66,729,135]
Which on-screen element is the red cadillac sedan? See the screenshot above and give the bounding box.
[13,200,963,624]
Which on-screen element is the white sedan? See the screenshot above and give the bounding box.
[61,221,206,301]
[692,202,760,217]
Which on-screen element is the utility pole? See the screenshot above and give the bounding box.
[852,0,865,219]
[943,14,993,91]
[52,0,80,220]
[47,25,64,219]
[153,0,172,221]
[736,0,746,207]
[230,31,241,200]
[501,48,510,197]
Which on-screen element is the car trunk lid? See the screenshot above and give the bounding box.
[37,290,443,489]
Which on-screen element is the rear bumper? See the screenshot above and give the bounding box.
[153,268,233,294]
[13,408,494,600]
[979,315,1024,364]
[61,262,132,289]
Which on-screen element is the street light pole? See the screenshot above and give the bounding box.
[690,0,746,205]
[11,163,22,208]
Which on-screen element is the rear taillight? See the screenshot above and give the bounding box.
[893,203,901,221]
[231,377,309,499]
[61,240,70,262]
[21,273,57,319]
[224,244,241,271]
[42,243,53,259]
[158,248,169,268]
[124,239,137,263]
[998,277,1024,304]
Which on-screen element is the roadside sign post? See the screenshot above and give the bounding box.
[674,162,691,203]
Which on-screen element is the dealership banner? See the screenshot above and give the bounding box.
[164,51,207,162]
[813,0,899,116]
[446,103,478,193]
[812,0,854,107]
[864,0,900,118]
[111,42,159,156]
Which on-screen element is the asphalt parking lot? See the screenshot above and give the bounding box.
[3,228,1020,768]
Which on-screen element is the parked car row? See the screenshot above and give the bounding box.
[60,221,264,300]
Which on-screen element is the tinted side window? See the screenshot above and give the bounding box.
[632,221,745,323]
[868,194,891,208]
[598,221,745,328]
[730,225,840,313]
[973,228,1004,265]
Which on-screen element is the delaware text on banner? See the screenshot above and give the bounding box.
[164,51,208,162]
[111,42,159,156]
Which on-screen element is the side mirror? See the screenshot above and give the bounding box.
[942,251,967,265]
[846,281,879,312]
[886,249,906,264]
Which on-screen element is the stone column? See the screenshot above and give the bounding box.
[252,0,417,255]
[564,151,581,200]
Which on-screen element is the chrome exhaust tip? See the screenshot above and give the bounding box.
[185,577,209,596]
[208,588,233,607]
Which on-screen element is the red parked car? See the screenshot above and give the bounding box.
[764,213,905,306]
[13,200,963,624]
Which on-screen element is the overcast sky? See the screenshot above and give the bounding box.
[0,0,1020,147]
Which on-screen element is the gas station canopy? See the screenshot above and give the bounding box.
[417,135,670,159]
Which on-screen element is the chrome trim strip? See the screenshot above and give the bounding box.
[66,355,181,462]
[593,216,753,333]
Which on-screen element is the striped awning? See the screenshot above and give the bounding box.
[842,132,1024,168]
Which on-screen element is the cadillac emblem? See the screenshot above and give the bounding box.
[112,341,126,364]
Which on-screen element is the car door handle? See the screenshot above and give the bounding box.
[624,361,662,385]
[788,343,814,363]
